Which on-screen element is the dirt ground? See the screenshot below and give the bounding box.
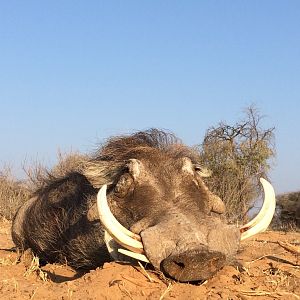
[0,220,299,300]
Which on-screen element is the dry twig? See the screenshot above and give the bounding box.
[159,283,172,300]
[137,261,160,283]
[278,241,300,255]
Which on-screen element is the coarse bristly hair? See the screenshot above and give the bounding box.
[82,128,201,188]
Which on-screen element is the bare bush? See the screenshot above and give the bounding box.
[198,106,275,223]
[0,151,87,220]
[0,166,30,220]
[274,191,300,230]
[24,150,88,191]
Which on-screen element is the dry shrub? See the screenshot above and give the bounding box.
[0,151,87,220]
[0,166,30,220]
[24,150,88,191]
[273,191,300,230]
[198,106,275,223]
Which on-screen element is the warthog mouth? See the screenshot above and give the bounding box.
[96,178,276,278]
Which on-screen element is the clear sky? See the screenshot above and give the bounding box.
[0,1,299,194]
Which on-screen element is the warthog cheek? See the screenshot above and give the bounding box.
[207,225,241,257]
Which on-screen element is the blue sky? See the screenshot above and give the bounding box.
[0,1,299,194]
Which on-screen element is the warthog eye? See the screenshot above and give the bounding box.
[114,174,134,198]
[194,165,212,177]
[194,165,202,172]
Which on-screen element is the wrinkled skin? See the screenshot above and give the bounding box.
[12,130,241,282]
[104,155,240,281]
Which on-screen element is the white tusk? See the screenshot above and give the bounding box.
[104,231,120,261]
[97,185,144,253]
[240,178,276,241]
[98,185,141,241]
[118,248,150,263]
[104,231,149,263]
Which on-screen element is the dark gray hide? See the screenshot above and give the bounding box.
[12,129,240,282]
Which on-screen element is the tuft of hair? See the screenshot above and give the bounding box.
[83,129,201,188]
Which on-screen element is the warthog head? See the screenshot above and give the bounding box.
[87,130,275,281]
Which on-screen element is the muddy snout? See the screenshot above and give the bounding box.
[161,249,226,281]
[140,215,240,282]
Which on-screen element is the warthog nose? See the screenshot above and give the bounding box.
[161,249,226,282]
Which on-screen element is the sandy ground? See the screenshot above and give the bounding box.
[0,219,299,300]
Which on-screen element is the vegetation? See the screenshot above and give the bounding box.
[198,106,275,223]
[0,166,30,220]
[24,151,86,190]
[274,191,300,230]
[0,151,85,220]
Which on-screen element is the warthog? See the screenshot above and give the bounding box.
[12,129,275,281]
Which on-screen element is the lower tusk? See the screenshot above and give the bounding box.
[118,248,150,263]
[104,231,149,263]
[240,178,276,241]
[97,185,144,253]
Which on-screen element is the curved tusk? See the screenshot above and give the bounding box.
[240,178,276,241]
[97,185,144,253]
[104,231,149,263]
[99,185,141,241]
[118,248,150,263]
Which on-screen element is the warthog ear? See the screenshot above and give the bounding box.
[127,159,143,179]
[182,157,194,175]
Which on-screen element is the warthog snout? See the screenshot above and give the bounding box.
[161,249,226,282]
